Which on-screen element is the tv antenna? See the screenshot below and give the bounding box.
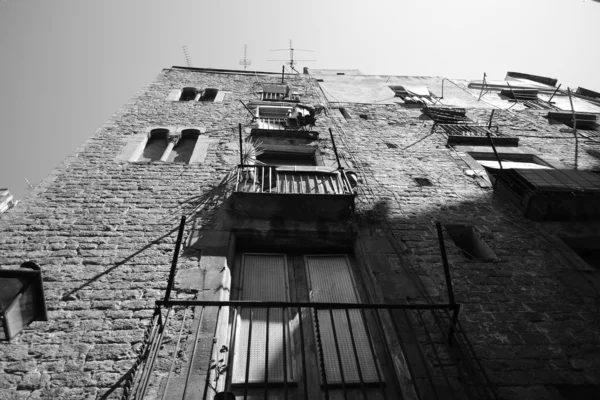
[239,44,252,71]
[268,40,315,73]
[182,46,193,67]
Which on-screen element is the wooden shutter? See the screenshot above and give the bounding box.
[306,255,380,384]
[232,254,292,384]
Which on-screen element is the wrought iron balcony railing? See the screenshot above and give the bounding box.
[119,300,501,400]
[234,165,354,195]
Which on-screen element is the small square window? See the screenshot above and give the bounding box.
[414,178,432,186]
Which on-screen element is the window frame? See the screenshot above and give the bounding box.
[118,126,209,164]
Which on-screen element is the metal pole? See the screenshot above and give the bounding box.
[238,123,244,166]
[487,109,495,129]
[477,72,486,101]
[435,222,455,305]
[282,65,285,84]
[164,216,186,302]
[486,130,503,171]
[567,88,579,170]
[329,128,343,170]
[547,83,562,104]
[239,100,256,120]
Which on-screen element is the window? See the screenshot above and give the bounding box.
[414,177,432,186]
[261,84,298,102]
[0,262,47,341]
[0,189,16,213]
[548,112,598,131]
[560,237,600,270]
[117,127,209,164]
[499,89,560,110]
[230,253,382,392]
[256,145,321,166]
[390,85,437,105]
[444,225,497,261]
[469,153,553,171]
[255,105,293,130]
[166,87,225,103]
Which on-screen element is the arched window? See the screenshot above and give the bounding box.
[139,128,169,162]
[167,129,201,163]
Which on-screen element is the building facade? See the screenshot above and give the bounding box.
[1,66,600,400]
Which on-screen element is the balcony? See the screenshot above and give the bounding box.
[495,169,600,220]
[251,105,319,139]
[121,300,497,400]
[231,165,355,220]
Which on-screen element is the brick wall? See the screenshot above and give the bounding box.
[0,68,599,400]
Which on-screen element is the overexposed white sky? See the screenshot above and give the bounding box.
[1,0,599,199]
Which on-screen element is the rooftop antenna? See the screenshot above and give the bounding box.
[182,46,193,67]
[239,44,252,71]
[268,39,315,73]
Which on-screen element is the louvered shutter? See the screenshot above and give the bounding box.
[306,255,381,384]
[232,254,292,384]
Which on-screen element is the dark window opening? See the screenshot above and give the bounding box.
[414,178,432,186]
[359,114,369,120]
[316,79,324,82]
[444,225,497,261]
[179,87,198,101]
[384,142,398,149]
[200,88,219,102]
[168,129,201,163]
[257,150,318,166]
[140,129,169,162]
[548,112,598,131]
[555,384,600,400]
[560,237,600,270]
[336,72,345,75]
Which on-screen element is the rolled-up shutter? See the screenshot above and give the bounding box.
[232,254,292,384]
[306,255,381,384]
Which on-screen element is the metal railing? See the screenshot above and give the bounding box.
[234,165,354,195]
[123,300,476,400]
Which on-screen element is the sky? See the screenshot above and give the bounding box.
[1,0,599,199]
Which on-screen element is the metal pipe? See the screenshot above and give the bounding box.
[477,72,487,101]
[329,128,343,170]
[448,305,461,345]
[264,307,270,400]
[548,83,562,104]
[164,216,186,302]
[567,87,579,170]
[435,222,455,305]
[239,100,256,120]
[486,130,503,171]
[238,123,244,166]
[487,109,495,129]
[157,299,458,310]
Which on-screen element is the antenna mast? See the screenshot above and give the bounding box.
[182,46,193,67]
[268,39,315,73]
[239,44,252,71]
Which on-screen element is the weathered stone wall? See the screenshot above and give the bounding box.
[1,68,599,400]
